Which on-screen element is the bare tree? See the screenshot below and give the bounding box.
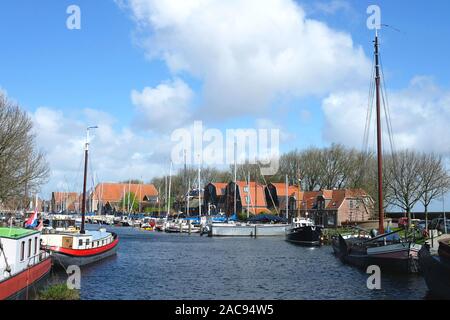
[0,93,49,207]
[385,150,424,228]
[298,147,322,191]
[317,144,357,189]
[418,153,450,230]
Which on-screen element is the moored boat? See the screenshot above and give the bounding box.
[419,242,450,299]
[208,221,288,237]
[332,230,422,273]
[41,126,120,268]
[41,227,118,268]
[0,227,52,300]
[286,217,322,246]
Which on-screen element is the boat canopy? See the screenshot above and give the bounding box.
[248,214,287,223]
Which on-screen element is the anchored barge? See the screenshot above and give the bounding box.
[41,127,119,268]
[0,227,51,300]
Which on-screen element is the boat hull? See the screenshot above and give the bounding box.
[332,235,421,273]
[209,224,287,237]
[285,226,322,246]
[0,255,52,300]
[50,236,119,268]
[419,245,450,299]
[367,243,421,273]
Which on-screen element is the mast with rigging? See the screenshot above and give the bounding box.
[374,31,385,234]
[80,126,98,235]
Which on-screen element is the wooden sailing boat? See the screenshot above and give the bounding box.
[332,31,421,273]
[41,127,119,268]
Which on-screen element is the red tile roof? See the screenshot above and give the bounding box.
[208,183,229,195]
[52,192,79,203]
[91,183,158,202]
[269,183,301,198]
[297,189,371,210]
[235,181,267,209]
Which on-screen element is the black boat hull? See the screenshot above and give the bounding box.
[332,235,419,273]
[286,226,322,246]
[419,245,450,299]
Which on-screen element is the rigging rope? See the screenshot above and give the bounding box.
[0,239,12,275]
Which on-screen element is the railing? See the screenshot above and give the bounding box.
[26,250,50,267]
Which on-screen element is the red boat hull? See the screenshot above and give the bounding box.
[48,236,119,268]
[0,256,52,300]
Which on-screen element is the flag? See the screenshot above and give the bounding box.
[25,208,38,228]
[36,219,44,231]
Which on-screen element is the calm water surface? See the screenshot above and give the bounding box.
[55,225,430,300]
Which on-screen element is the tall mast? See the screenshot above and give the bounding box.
[198,164,202,217]
[247,171,250,219]
[285,175,289,220]
[233,141,237,215]
[166,162,172,220]
[187,178,191,216]
[81,126,97,234]
[374,31,385,234]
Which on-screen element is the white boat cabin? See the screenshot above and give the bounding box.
[0,227,48,280]
[41,228,114,250]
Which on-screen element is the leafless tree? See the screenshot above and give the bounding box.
[0,94,49,208]
[385,150,424,228]
[418,152,450,229]
[297,147,322,191]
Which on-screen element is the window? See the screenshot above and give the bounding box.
[86,239,90,247]
[20,241,25,261]
[243,186,249,192]
[79,239,83,246]
[34,237,38,255]
[28,239,32,258]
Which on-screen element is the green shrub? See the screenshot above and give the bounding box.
[37,284,80,300]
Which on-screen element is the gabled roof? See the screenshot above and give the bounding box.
[297,189,372,210]
[207,182,229,195]
[268,183,301,198]
[91,183,158,202]
[235,181,267,208]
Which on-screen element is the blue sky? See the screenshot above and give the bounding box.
[1,0,450,211]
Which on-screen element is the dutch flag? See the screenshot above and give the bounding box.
[25,208,39,229]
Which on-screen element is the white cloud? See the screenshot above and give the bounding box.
[306,0,354,15]
[31,107,174,197]
[131,78,193,132]
[321,76,450,155]
[121,0,370,118]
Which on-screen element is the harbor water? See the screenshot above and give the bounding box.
[51,225,430,300]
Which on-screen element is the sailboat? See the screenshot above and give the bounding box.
[332,31,421,273]
[40,127,119,268]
